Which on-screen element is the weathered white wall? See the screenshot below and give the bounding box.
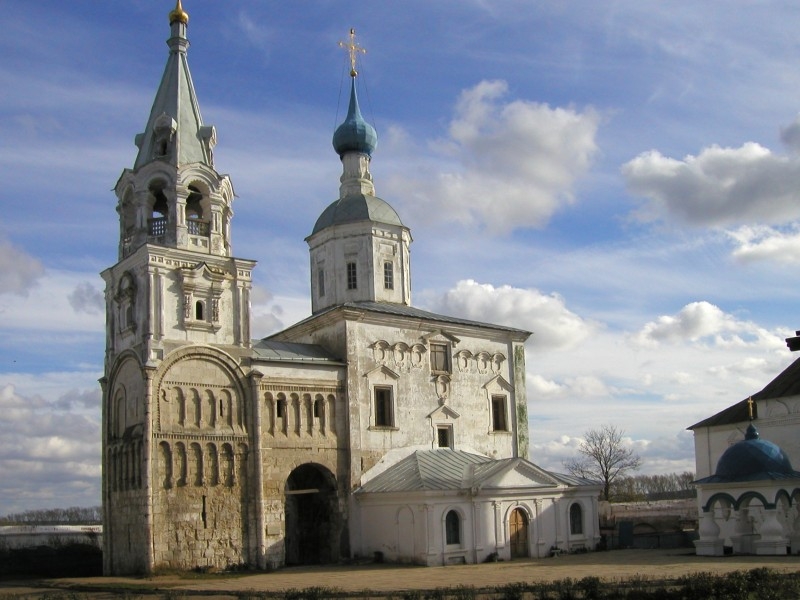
[353,493,598,565]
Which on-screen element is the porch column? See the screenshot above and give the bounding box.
[755,508,788,555]
[694,509,723,556]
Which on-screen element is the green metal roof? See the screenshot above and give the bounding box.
[133,16,214,169]
[311,194,404,235]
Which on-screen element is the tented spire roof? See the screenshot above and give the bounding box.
[133,1,216,169]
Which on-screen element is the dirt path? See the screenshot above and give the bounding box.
[2,549,800,598]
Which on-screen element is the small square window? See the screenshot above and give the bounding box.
[347,262,357,290]
[430,343,451,373]
[383,261,394,290]
[374,386,393,427]
[491,395,508,431]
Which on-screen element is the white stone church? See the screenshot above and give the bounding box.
[100,2,601,574]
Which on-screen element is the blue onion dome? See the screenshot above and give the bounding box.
[712,424,797,482]
[333,78,377,157]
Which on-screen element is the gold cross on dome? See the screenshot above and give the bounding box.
[747,396,754,420]
[339,28,366,77]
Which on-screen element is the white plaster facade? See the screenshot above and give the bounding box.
[100,4,601,575]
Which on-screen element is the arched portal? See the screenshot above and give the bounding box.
[509,508,529,559]
[285,463,339,565]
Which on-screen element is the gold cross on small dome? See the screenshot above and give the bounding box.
[339,28,366,78]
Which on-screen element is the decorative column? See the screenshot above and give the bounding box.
[791,505,800,554]
[533,499,543,558]
[424,503,436,565]
[694,509,724,556]
[755,508,788,555]
[249,371,267,569]
[493,501,503,554]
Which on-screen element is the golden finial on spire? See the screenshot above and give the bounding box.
[747,396,754,420]
[169,0,189,25]
[338,28,366,77]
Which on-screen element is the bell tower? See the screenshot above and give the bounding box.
[103,0,255,362]
[100,1,256,575]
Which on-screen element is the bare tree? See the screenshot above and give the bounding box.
[564,425,642,501]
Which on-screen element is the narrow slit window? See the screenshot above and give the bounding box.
[195,301,204,320]
[491,395,508,431]
[383,261,394,290]
[374,386,393,427]
[347,262,357,290]
[318,268,325,297]
[570,503,583,535]
[445,510,460,545]
[437,426,452,449]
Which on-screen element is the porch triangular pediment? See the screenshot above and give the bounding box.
[474,458,561,490]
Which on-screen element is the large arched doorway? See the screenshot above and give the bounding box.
[285,464,339,565]
[509,508,529,559]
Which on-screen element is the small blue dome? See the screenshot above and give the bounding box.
[713,424,796,482]
[333,78,377,157]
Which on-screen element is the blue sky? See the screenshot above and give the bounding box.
[3,1,800,513]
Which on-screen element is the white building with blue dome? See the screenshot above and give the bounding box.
[692,391,800,555]
[100,2,601,575]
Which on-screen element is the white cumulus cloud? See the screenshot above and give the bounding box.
[727,224,800,264]
[0,237,44,296]
[393,80,600,233]
[623,142,800,227]
[632,301,782,349]
[425,279,596,351]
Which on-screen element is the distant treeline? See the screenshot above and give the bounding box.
[610,471,696,502]
[0,505,102,525]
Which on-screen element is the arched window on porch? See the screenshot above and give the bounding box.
[570,502,583,535]
[445,510,461,545]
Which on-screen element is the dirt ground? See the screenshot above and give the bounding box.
[2,548,800,598]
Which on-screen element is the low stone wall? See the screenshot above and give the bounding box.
[0,525,102,549]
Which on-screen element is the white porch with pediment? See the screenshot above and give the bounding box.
[351,449,601,565]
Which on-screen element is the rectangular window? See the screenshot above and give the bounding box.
[383,261,394,290]
[317,268,325,297]
[430,343,451,373]
[437,426,452,448]
[491,395,508,431]
[374,386,393,427]
[347,262,357,290]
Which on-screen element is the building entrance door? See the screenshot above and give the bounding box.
[509,508,529,559]
[284,464,338,565]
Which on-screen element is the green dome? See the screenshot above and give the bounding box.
[333,79,377,157]
[312,194,403,235]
